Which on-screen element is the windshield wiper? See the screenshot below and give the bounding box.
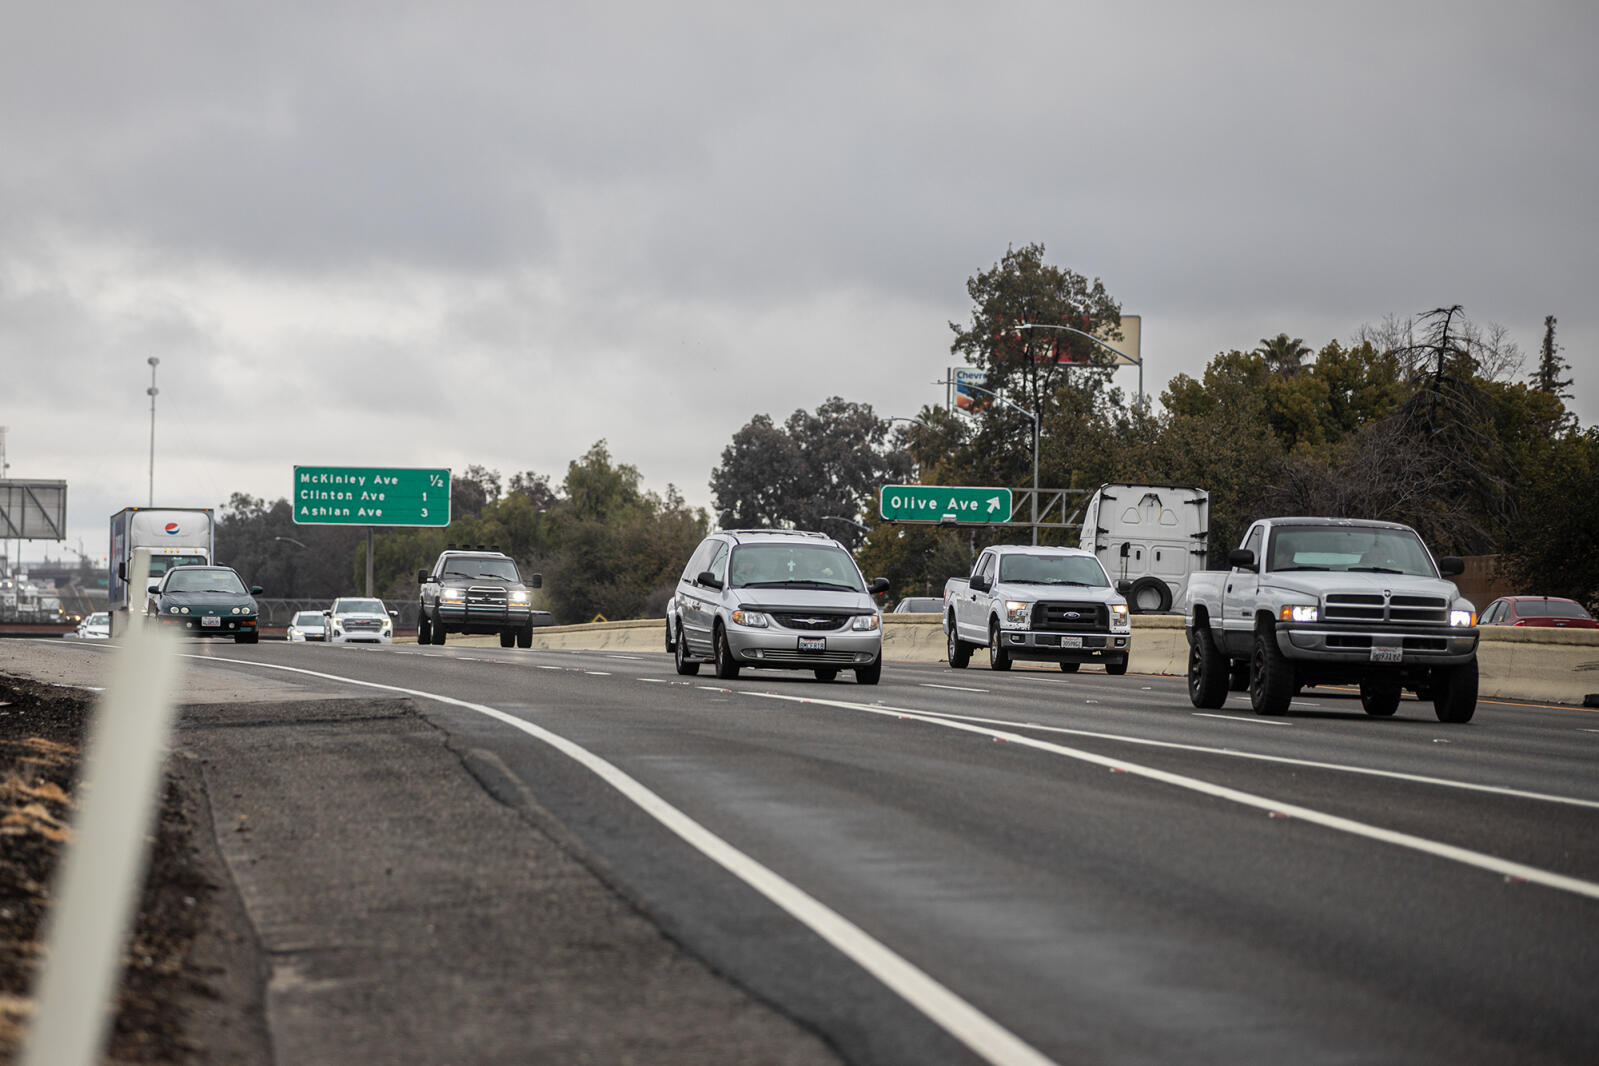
[1349,566,1407,574]
[1272,566,1330,572]
[1038,580,1096,586]
[741,580,858,591]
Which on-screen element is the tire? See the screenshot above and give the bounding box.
[988,622,1012,671]
[1059,661,1080,673]
[947,618,971,669]
[499,630,516,648]
[417,614,431,644]
[235,631,259,645]
[429,613,446,645]
[1432,659,1478,723]
[713,624,740,680]
[674,631,700,676]
[1359,675,1402,716]
[1104,656,1129,676]
[516,624,533,649]
[1187,627,1229,708]
[814,668,838,681]
[665,620,675,653]
[1129,576,1173,613]
[855,659,882,685]
[1249,627,1295,715]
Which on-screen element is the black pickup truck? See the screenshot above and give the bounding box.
[417,548,551,647]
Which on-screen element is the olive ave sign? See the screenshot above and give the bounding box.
[293,466,451,526]
[880,485,1013,524]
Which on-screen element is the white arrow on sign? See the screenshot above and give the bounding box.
[987,496,1002,513]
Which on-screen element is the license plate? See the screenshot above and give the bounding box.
[201,616,221,627]
[798,636,826,653]
[1061,635,1083,649]
[1369,646,1402,663]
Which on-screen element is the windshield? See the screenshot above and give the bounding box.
[335,599,386,614]
[1266,526,1436,576]
[292,612,323,625]
[442,557,520,581]
[166,569,248,594]
[729,544,865,592]
[997,553,1110,587]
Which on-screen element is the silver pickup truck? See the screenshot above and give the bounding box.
[1184,517,1479,721]
[944,545,1133,673]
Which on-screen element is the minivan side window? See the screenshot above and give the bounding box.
[707,543,730,582]
[681,539,715,583]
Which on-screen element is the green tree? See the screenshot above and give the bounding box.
[1255,333,1312,379]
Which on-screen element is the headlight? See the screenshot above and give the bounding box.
[731,609,769,628]
[1004,600,1031,625]
[851,614,880,632]
[441,587,467,605]
[509,590,531,604]
[169,606,180,614]
[1450,609,1475,627]
[1111,603,1129,624]
[1279,604,1319,623]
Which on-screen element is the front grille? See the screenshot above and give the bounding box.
[1323,593,1448,625]
[770,612,848,631]
[757,649,860,665]
[344,618,382,630]
[1031,601,1108,631]
[467,585,509,609]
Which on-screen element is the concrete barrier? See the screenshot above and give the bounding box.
[455,614,1599,707]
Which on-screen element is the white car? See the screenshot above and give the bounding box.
[323,597,397,644]
[73,612,111,640]
[285,610,328,642]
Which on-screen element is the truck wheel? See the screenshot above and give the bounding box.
[1129,577,1172,613]
[947,618,971,669]
[1249,628,1294,716]
[674,632,700,676]
[1431,660,1478,723]
[499,631,516,648]
[713,623,740,680]
[417,615,431,644]
[988,623,1012,671]
[1359,676,1402,716]
[1059,661,1080,673]
[429,614,446,645]
[1105,656,1128,676]
[1187,628,1229,708]
[516,624,533,649]
[855,659,882,685]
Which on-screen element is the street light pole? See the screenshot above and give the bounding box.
[146,358,159,506]
[1011,322,1143,406]
[933,380,1040,545]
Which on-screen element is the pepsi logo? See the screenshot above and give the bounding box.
[163,523,181,535]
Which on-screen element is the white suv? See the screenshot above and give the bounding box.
[666,530,890,684]
[323,597,397,644]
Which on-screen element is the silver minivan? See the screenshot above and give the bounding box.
[666,530,890,684]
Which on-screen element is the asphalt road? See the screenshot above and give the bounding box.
[18,638,1599,1064]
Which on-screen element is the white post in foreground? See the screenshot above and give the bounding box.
[23,552,184,1066]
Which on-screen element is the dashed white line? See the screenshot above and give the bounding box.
[1192,713,1292,726]
[920,683,989,693]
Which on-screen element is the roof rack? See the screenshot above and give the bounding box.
[720,529,833,542]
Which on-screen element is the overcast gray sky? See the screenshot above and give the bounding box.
[4,1,1595,566]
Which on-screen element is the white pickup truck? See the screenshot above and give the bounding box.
[1185,517,1480,721]
[944,545,1133,673]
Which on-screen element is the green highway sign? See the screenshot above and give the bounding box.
[880,485,1013,524]
[293,466,451,527]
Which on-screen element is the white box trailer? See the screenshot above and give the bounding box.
[1078,484,1209,613]
[108,507,215,634]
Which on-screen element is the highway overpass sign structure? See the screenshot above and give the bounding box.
[293,466,451,527]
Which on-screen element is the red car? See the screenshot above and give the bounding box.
[1479,596,1599,629]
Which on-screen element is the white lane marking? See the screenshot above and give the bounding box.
[586,671,612,676]
[744,688,1599,901]
[195,655,1056,1066]
[607,655,647,660]
[1191,713,1292,727]
[637,678,667,684]
[920,683,989,693]
[536,665,563,671]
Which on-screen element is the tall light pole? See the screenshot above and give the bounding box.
[146,358,159,506]
[934,379,1040,545]
[1009,322,1143,406]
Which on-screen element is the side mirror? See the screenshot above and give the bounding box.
[529,573,543,589]
[146,581,160,594]
[1228,548,1256,571]
[250,586,264,596]
[389,609,399,618]
[119,563,128,581]
[1437,556,1465,577]
[418,569,429,584]
[970,574,991,593]
[698,570,723,590]
[1116,579,1133,595]
[870,577,891,594]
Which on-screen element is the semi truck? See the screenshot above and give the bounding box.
[108,507,215,634]
[1078,483,1209,613]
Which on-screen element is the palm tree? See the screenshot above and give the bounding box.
[1255,333,1312,378]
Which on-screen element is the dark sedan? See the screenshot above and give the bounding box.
[147,565,263,643]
